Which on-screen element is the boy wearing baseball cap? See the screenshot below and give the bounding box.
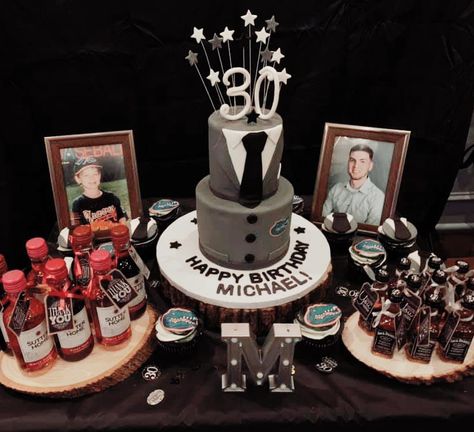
[70,157,127,234]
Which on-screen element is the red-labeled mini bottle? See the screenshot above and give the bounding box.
[71,225,94,292]
[2,270,57,373]
[111,225,147,320]
[89,250,132,349]
[25,237,50,288]
[0,255,12,355]
[44,259,94,361]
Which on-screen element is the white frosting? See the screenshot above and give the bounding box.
[156,212,331,309]
[222,124,283,184]
[323,213,357,233]
[381,217,417,241]
[295,319,341,340]
[220,67,251,120]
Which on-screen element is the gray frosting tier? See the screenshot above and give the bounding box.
[208,110,284,202]
[196,175,294,270]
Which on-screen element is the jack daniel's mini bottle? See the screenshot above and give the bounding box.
[371,288,403,359]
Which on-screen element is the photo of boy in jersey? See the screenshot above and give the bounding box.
[69,157,128,235]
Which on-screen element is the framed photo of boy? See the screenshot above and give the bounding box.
[311,123,410,233]
[45,130,142,236]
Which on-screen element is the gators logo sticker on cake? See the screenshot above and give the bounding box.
[270,216,290,237]
[352,239,385,258]
[162,308,198,334]
[303,303,342,329]
[149,199,180,216]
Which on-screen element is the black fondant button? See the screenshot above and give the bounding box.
[247,214,258,224]
[245,254,255,263]
[246,234,256,243]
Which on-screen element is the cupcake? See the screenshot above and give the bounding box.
[295,303,343,349]
[321,212,357,251]
[348,238,387,281]
[378,216,417,255]
[57,226,72,252]
[128,216,159,260]
[292,195,305,215]
[148,199,182,233]
[155,307,201,354]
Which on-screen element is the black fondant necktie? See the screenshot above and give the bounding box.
[132,216,150,242]
[332,213,351,233]
[239,132,267,208]
[393,217,411,241]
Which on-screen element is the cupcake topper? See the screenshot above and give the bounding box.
[186,12,290,121]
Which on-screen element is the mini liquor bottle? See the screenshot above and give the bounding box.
[395,257,411,281]
[89,250,132,348]
[44,258,94,361]
[0,255,12,355]
[358,268,390,334]
[406,290,444,363]
[111,225,147,320]
[427,256,443,274]
[438,292,474,363]
[71,225,94,291]
[25,237,50,288]
[2,270,57,373]
[423,270,448,303]
[398,273,423,345]
[450,260,470,300]
[372,288,403,358]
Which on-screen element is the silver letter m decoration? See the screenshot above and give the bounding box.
[221,323,301,392]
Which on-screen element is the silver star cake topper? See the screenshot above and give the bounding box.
[265,15,279,33]
[209,33,223,50]
[185,50,199,66]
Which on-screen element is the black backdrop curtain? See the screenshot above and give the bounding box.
[1,1,473,268]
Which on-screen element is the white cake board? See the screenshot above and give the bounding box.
[342,312,474,384]
[156,212,331,309]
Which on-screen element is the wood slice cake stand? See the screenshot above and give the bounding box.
[157,211,332,334]
[0,306,157,398]
[342,311,474,384]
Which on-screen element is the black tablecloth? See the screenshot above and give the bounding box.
[1,202,472,432]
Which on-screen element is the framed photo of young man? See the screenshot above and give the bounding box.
[45,130,142,237]
[311,123,410,233]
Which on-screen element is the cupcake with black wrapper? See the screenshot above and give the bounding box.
[321,212,357,249]
[348,238,387,281]
[149,199,182,233]
[378,216,417,255]
[155,307,201,354]
[295,303,343,349]
[128,216,159,259]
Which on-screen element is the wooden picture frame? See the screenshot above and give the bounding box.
[44,130,142,233]
[311,123,410,233]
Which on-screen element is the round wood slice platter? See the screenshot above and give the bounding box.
[342,311,474,384]
[0,306,157,398]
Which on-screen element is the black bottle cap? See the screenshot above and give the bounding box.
[461,291,474,310]
[425,290,444,308]
[389,288,403,303]
[432,269,447,284]
[455,260,469,274]
[406,274,422,291]
[397,257,411,271]
[428,256,443,270]
[375,268,390,283]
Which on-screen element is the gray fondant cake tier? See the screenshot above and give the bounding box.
[196,175,293,270]
[208,110,284,202]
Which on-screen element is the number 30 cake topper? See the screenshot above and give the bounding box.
[185,11,291,121]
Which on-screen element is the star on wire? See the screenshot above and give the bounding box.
[261,48,273,62]
[271,48,285,64]
[191,27,206,44]
[241,10,257,27]
[220,27,234,42]
[206,69,220,86]
[185,50,198,66]
[255,27,270,44]
[209,33,223,50]
[277,68,291,85]
[265,16,279,33]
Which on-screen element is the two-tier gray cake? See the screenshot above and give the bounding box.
[196,110,293,270]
